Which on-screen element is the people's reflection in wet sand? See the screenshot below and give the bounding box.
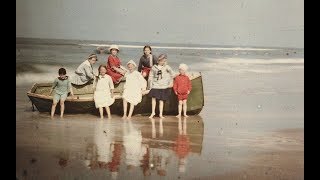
[56,123,70,169]
[84,143,98,168]
[173,117,191,173]
[154,149,170,176]
[58,152,69,169]
[150,117,164,138]
[123,119,147,171]
[149,118,171,176]
[107,142,122,179]
[140,146,151,176]
[83,116,202,178]
[96,120,114,165]
[86,119,123,180]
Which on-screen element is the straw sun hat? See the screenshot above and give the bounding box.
[109,44,120,52]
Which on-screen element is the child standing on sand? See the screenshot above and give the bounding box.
[50,68,74,118]
[93,65,115,119]
[122,60,147,119]
[148,54,174,118]
[173,64,192,117]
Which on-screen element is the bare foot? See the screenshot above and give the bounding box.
[122,115,127,119]
[149,113,155,118]
[176,114,181,118]
[127,116,132,120]
[159,115,165,119]
[108,116,112,120]
[50,116,54,120]
[100,116,104,120]
[60,116,64,119]
[184,114,189,117]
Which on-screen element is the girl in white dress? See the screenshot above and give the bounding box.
[93,65,115,119]
[122,60,147,119]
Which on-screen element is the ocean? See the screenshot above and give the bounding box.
[16,37,303,85]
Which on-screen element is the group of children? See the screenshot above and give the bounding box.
[50,45,192,119]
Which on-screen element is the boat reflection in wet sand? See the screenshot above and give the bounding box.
[84,115,204,179]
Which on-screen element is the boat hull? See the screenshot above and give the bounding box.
[27,74,204,115]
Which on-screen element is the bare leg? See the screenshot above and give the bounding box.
[51,100,58,118]
[149,98,156,118]
[159,100,165,118]
[60,100,65,118]
[106,106,112,119]
[99,107,104,119]
[122,99,127,119]
[176,100,183,117]
[127,103,135,119]
[183,100,188,117]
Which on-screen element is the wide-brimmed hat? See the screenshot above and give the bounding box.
[109,44,120,52]
[126,60,137,67]
[88,53,98,61]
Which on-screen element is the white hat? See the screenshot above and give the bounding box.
[109,44,120,52]
[179,63,188,71]
[127,60,137,67]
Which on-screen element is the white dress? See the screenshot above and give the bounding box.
[122,71,147,105]
[93,74,115,108]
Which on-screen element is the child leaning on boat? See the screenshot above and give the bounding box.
[93,65,115,119]
[50,68,74,118]
[122,60,147,119]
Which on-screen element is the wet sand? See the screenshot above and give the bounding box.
[203,128,304,180]
[17,69,303,179]
[16,42,304,179]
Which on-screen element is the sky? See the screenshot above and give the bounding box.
[16,0,304,48]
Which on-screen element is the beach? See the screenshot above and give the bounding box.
[16,38,304,179]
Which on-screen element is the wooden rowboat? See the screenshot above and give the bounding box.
[27,72,204,115]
